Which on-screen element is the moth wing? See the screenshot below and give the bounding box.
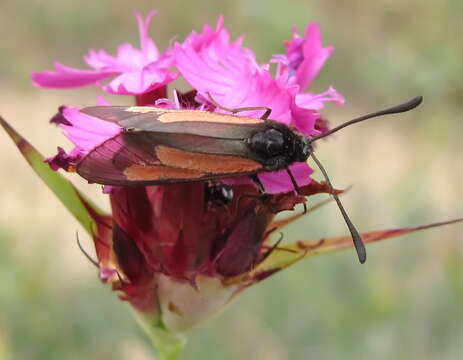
[79,106,166,128]
[76,132,263,186]
[76,134,158,185]
[79,106,267,139]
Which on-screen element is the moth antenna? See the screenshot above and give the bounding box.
[76,231,99,268]
[310,153,367,264]
[310,96,423,143]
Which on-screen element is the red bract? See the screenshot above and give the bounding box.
[91,180,335,330]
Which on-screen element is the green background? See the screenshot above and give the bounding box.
[1,0,462,359]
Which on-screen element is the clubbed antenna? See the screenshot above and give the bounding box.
[306,96,423,263]
[310,153,367,264]
[310,96,423,143]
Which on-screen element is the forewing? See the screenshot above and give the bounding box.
[76,132,264,186]
[80,106,267,139]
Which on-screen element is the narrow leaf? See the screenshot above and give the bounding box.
[0,115,107,235]
[256,218,463,275]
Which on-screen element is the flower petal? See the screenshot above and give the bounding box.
[258,162,313,194]
[45,146,82,171]
[174,17,263,110]
[60,107,121,152]
[31,62,117,88]
[279,23,334,90]
[296,86,345,111]
[135,10,160,61]
[101,66,177,95]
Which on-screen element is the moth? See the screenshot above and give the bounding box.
[76,96,423,263]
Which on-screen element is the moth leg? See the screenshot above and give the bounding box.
[250,175,266,194]
[76,231,99,268]
[206,92,272,120]
[286,169,307,214]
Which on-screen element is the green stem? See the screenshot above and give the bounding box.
[134,311,186,360]
[147,327,186,360]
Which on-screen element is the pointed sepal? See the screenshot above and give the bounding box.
[0,115,108,236]
[255,218,463,277]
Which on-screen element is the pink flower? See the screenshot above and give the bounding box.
[31,11,177,95]
[37,10,353,331]
[173,17,344,193]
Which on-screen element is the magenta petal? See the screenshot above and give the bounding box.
[101,66,177,95]
[258,162,313,194]
[223,71,297,122]
[84,49,124,70]
[295,23,334,90]
[296,86,345,111]
[95,96,112,106]
[59,107,121,152]
[174,43,239,100]
[31,62,117,88]
[45,147,83,171]
[176,38,298,123]
[291,103,319,136]
[135,11,160,60]
[278,23,334,91]
[174,16,260,108]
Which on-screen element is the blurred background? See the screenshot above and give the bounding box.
[1,0,462,359]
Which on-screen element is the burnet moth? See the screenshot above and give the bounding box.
[76,96,423,264]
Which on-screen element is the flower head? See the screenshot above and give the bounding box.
[31,11,177,95]
[37,14,353,328]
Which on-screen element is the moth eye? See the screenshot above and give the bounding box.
[124,127,137,133]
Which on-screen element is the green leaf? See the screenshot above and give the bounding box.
[0,116,107,236]
[256,218,463,275]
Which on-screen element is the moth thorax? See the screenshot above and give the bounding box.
[293,136,311,162]
[250,128,286,157]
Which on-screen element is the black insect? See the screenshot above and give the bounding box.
[75,96,423,264]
